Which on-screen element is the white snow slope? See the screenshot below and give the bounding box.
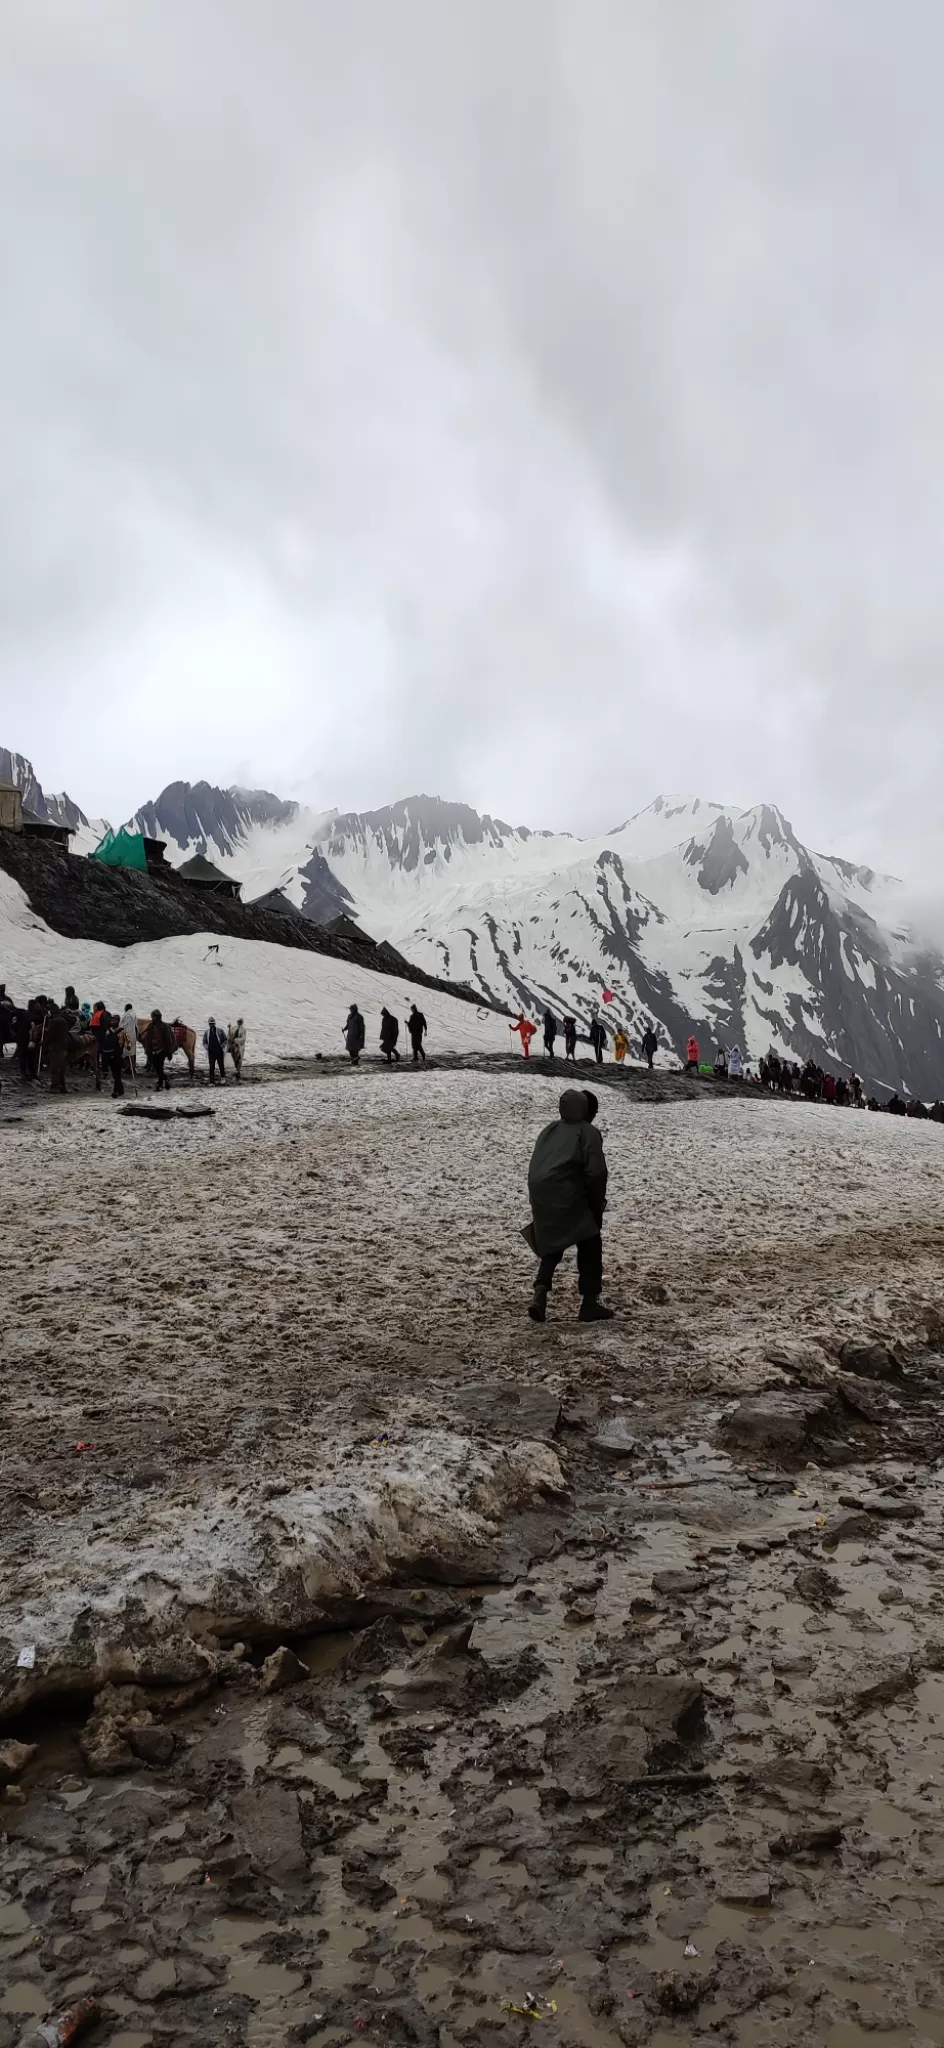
[0,873,508,1064]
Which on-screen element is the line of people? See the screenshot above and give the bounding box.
[512,1011,662,1068]
[344,1002,429,1065]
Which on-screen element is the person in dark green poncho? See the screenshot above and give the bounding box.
[526,1089,613,1325]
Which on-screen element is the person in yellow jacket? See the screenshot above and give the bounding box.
[613,1027,629,1063]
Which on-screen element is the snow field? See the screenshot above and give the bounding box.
[0,869,509,1063]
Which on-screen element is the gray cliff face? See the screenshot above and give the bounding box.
[683,815,750,894]
[131,781,297,858]
[319,795,558,872]
[0,749,90,831]
[45,791,90,832]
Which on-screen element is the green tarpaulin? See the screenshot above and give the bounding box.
[90,827,148,873]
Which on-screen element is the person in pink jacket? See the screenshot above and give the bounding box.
[685,1034,700,1074]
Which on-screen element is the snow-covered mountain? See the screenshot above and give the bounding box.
[302,792,944,1097]
[126,780,353,924]
[4,752,943,1094]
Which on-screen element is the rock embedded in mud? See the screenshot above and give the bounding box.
[591,1418,639,1458]
[79,1716,136,1776]
[839,1340,903,1381]
[341,1617,413,1674]
[565,1596,597,1623]
[715,1869,772,1907]
[770,1650,814,1675]
[341,1850,398,1906]
[768,1821,843,1857]
[718,1390,835,1456]
[657,1968,706,2014]
[859,1492,921,1520]
[545,1672,704,1797]
[793,1564,841,1609]
[0,1739,37,1782]
[651,1570,708,1600]
[754,1757,833,1806]
[820,1508,876,1547]
[231,1782,306,1884]
[833,1653,916,1717]
[129,1722,175,1765]
[766,1340,834,1387]
[260,1646,310,1693]
[836,1374,894,1421]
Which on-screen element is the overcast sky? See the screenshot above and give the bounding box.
[1,0,942,877]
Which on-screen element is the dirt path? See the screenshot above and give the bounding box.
[4,1069,944,2044]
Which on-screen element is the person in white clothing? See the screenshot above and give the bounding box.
[120,1004,138,1070]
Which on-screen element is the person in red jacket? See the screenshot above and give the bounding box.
[511,1014,537,1059]
[685,1034,700,1075]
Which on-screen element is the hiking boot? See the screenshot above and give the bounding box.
[528,1285,549,1324]
[578,1299,615,1323]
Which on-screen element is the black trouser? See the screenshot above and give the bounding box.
[110,1054,124,1098]
[347,1047,360,1064]
[684,1059,698,1073]
[536,1233,603,1299]
[594,1046,604,1063]
[410,1037,426,1062]
[564,1039,576,1060]
[16,1039,30,1078]
[153,1053,169,1091]
[383,1045,400,1063]
[208,1048,225,1081]
[49,1055,67,1095]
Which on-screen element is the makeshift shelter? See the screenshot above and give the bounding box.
[178,853,242,900]
[325,912,375,948]
[143,837,167,870]
[250,887,307,921]
[90,827,148,872]
[0,782,23,833]
[377,938,411,971]
[22,810,73,848]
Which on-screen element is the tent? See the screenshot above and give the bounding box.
[178,854,242,900]
[90,827,148,872]
[250,887,307,921]
[325,912,375,947]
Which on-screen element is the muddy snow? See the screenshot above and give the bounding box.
[5,1065,944,2047]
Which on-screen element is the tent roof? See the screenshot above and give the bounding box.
[251,887,306,919]
[178,852,237,883]
[326,912,375,945]
[23,808,72,835]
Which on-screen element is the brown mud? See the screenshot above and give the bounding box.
[5,1067,944,2044]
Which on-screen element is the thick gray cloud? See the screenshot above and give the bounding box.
[1,0,942,876]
